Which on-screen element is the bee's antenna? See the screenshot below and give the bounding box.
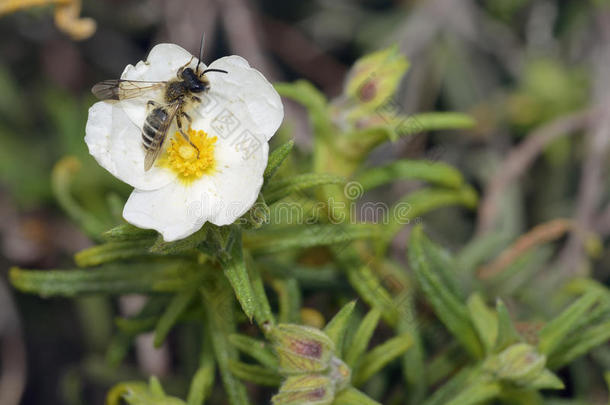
[196,33,205,74]
[202,68,228,74]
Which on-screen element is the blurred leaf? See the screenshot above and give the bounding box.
[467,294,498,354]
[228,361,282,386]
[408,226,483,358]
[323,300,356,355]
[264,173,345,204]
[538,290,602,356]
[356,160,464,191]
[244,224,380,254]
[345,308,382,367]
[494,299,522,352]
[352,332,413,386]
[229,334,278,370]
[153,288,196,347]
[264,140,294,184]
[10,260,200,296]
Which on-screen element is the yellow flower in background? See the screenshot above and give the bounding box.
[0,0,96,40]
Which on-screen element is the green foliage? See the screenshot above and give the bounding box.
[8,39,610,405]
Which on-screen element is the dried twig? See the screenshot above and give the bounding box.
[477,218,574,280]
[477,109,599,234]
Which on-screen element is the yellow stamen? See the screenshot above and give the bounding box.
[159,128,217,184]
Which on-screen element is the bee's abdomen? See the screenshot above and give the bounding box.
[142,107,169,149]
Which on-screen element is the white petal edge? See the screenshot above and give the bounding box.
[203,56,284,141]
[85,101,175,190]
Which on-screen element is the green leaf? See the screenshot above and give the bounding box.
[264,173,345,204]
[228,361,282,386]
[264,140,294,183]
[538,290,601,355]
[245,253,276,325]
[335,246,398,326]
[323,300,357,356]
[187,328,215,405]
[385,185,478,244]
[444,380,501,405]
[10,260,200,296]
[494,299,522,352]
[102,224,158,242]
[334,387,382,405]
[271,278,301,324]
[275,81,334,141]
[75,240,157,267]
[219,229,257,321]
[356,160,464,191]
[229,334,278,370]
[52,156,109,239]
[244,224,379,254]
[467,294,498,354]
[528,369,565,390]
[352,332,413,386]
[153,289,196,347]
[408,225,483,358]
[202,278,251,405]
[547,319,610,369]
[345,308,382,367]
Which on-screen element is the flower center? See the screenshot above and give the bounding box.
[159,128,217,183]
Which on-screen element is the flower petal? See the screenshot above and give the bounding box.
[123,178,220,242]
[193,55,283,143]
[85,101,175,190]
[207,139,269,226]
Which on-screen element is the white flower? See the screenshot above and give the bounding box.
[85,44,284,241]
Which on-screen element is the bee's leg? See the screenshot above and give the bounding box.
[176,113,200,158]
[181,111,193,126]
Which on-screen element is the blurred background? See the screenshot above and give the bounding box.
[1,0,609,404]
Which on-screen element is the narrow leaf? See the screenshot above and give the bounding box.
[264,140,294,183]
[345,308,382,367]
[334,387,382,405]
[324,300,357,356]
[102,224,157,241]
[245,224,379,254]
[154,289,196,347]
[353,332,413,386]
[408,226,483,358]
[538,290,601,355]
[75,240,156,267]
[229,334,278,370]
[356,160,464,191]
[547,320,610,369]
[265,173,345,204]
[494,299,522,351]
[228,361,282,386]
[467,294,498,354]
[220,229,256,321]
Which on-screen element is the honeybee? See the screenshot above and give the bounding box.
[91,35,228,171]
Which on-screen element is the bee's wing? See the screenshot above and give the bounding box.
[143,102,182,171]
[92,79,167,101]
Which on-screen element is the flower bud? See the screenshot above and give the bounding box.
[271,374,335,405]
[328,356,351,391]
[485,343,547,385]
[268,324,335,373]
[343,45,409,119]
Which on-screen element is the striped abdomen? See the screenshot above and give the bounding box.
[142,107,170,150]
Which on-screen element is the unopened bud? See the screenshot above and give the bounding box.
[272,374,335,405]
[268,324,335,374]
[343,45,409,119]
